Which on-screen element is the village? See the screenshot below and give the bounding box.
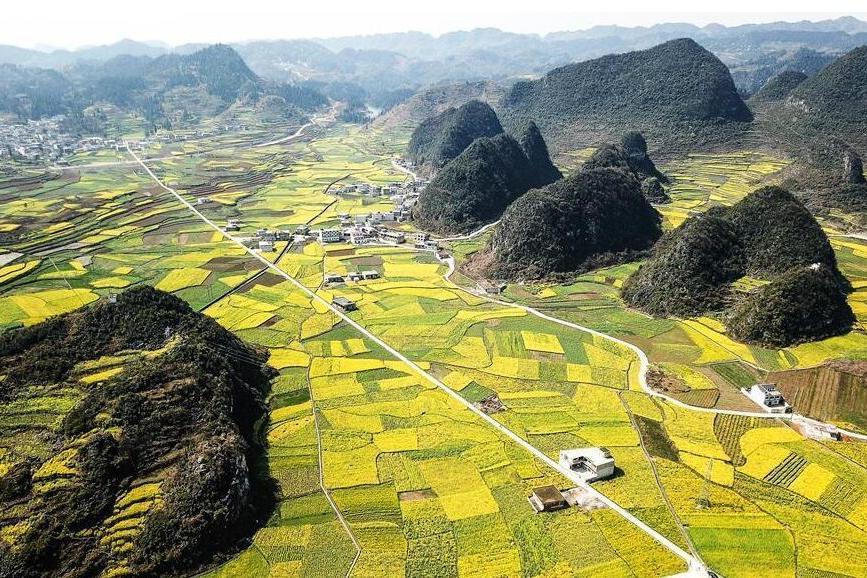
[223,173,438,255]
[0,113,251,164]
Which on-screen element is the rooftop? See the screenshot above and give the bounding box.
[560,447,614,466]
[531,485,566,506]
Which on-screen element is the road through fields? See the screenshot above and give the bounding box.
[126,142,707,576]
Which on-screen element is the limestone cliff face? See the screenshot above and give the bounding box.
[843,147,866,184]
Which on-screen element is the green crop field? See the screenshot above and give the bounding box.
[3,115,867,578]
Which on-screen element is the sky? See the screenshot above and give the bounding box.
[3,0,866,50]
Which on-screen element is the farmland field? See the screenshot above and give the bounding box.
[3,115,867,578]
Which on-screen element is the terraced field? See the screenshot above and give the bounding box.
[4,119,867,577]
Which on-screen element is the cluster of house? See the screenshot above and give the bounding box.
[316,222,438,251]
[222,218,439,255]
[324,270,380,285]
[223,220,294,252]
[528,447,616,514]
[743,383,792,414]
[126,121,250,152]
[0,117,106,163]
[333,178,429,224]
[0,113,253,164]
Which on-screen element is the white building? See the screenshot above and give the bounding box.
[379,230,406,244]
[744,383,791,414]
[347,227,371,245]
[559,448,615,482]
[319,229,343,244]
[258,239,274,252]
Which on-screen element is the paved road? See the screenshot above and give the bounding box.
[127,142,707,576]
[254,121,313,148]
[390,158,418,181]
[436,221,867,441]
[436,219,501,242]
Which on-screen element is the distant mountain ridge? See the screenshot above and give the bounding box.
[1,17,866,101]
[499,38,753,153]
[0,44,326,131]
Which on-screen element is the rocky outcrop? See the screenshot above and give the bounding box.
[843,147,866,184]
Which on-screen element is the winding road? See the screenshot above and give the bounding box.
[434,229,867,441]
[126,142,709,576]
[124,129,863,577]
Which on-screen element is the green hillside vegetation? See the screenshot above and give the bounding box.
[581,132,670,202]
[724,185,841,280]
[727,265,854,347]
[764,45,867,184]
[484,167,662,280]
[623,186,852,346]
[793,144,867,223]
[413,124,560,234]
[499,38,753,153]
[640,177,669,203]
[0,45,326,132]
[0,287,274,578]
[518,120,562,186]
[751,70,808,102]
[406,99,503,169]
[621,213,742,316]
[373,80,504,131]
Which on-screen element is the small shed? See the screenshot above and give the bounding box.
[528,485,568,513]
[333,297,357,312]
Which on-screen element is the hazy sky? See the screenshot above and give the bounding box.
[4,0,866,49]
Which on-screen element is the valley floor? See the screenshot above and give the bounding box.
[2,117,867,578]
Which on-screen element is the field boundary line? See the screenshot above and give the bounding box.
[126,141,704,576]
[306,366,362,577]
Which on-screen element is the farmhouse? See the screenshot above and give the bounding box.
[361,270,380,280]
[333,296,357,312]
[225,219,241,232]
[528,485,568,513]
[559,447,615,482]
[380,229,406,244]
[347,272,363,282]
[319,229,343,244]
[744,383,791,413]
[324,273,344,284]
[258,239,274,252]
[256,228,274,240]
[347,227,372,245]
[475,394,505,414]
[479,280,507,295]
